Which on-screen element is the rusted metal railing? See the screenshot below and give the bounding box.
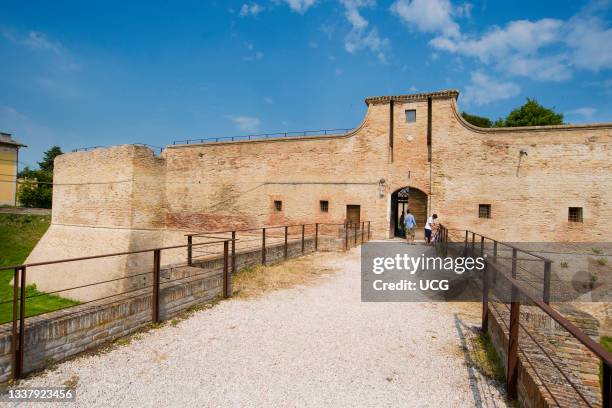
[1,238,234,381]
[443,227,612,407]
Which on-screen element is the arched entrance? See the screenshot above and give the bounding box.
[390,187,428,238]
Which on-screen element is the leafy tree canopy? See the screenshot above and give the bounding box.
[17,146,62,208]
[37,145,63,172]
[503,98,564,127]
[461,112,492,128]
[462,98,564,129]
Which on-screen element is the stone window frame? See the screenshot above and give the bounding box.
[405,109,416,123]
[478,204,491,219]
[320,200,329,212]
[274,200,282,211]
[568,207,583,223]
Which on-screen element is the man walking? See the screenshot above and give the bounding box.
[424,213,438,245]
[404,209,416,245]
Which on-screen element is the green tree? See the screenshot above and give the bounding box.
[493,118,505,127]
[461,112,492,128]
[37,145,63,172]
[504,98,564,127]
[17,146,62,208]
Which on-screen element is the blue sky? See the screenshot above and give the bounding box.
[1,0,611,169]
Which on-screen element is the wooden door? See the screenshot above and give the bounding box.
[346,205,360,225]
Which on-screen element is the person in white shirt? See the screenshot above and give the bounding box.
[424,214,438,245]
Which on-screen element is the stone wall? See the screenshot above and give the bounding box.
[23,89,612,297]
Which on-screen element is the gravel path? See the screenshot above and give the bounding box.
[16,245,508,407]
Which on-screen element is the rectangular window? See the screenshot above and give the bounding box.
[478,204,491,219]
[274,200,282,211]
[405,109,416,123]
[568,207,583,222]
[320,200,329,212]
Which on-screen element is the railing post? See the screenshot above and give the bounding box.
[464,230,468,254]
[262,228,266,265]
[16,266,26,379]
[603,361,611,408]
[507,282,520,400]
[543,260,551,304]
[231,231,236,276]
[511,248,518,278]
[11,267,20,380]
[315,223,319,251]
[301,225,305,253]
[354,223,357,247]
[284,226,288,259]
[471,232,475,255]
[368,221,371,240]
[187,235,193,266]
[361,221,364,244]
[480,236,485,256]
[345,222,349,251]
[152,249,161,323]
[482,259,489,332]
[223,240,230,298]
[493,240,498,263]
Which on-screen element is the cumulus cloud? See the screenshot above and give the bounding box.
[393,0,612,83]
[228,115,261,132]
[565,12,612,71]
[390,0,463,38]
[462,71,520,106]
[239,3,264,17]
[341,0,390,62]
[429,19,562,63]
[281,0,317,14]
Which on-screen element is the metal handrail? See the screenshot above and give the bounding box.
[172,128,354,145]
[0,239,232,271]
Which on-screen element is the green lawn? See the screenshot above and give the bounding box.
[0,213,79,324]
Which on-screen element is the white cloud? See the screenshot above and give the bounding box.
[264,97,274,104]
[396,0,612,83]
[391,0,462,38]
[340,0,390,62]
[23,31,64,55]
[239,3,264,17]
[282,0,317,14]
[228,115,261,132]
[462,71,520,106]
[566,107,596,120]
[504,54,572,82]
[565,13,612,71]
[430,19,563,63]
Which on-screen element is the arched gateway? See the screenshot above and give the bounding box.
[390,187,428,238]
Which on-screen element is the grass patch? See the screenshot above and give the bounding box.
[232,256,336,298]
[0,213,78,324]
[468,332,506,383]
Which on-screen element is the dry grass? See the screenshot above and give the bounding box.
[232,254,338,299]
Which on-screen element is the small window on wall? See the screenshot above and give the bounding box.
[568,207,583,222]
[405,109,416,123]
[320,200,329,212]
[478,204,491,219]
[274,200,282,211]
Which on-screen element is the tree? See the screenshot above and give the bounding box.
[17,146,62,208]
[38,145,63,172]
[503,98,564,127]
[461,112,492,128]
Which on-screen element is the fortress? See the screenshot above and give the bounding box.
[24,89,612,297]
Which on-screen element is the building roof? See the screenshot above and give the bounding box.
[365,89,459,105]
[0,132,27,148]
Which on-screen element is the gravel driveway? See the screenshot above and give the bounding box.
[16,245,508,407]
